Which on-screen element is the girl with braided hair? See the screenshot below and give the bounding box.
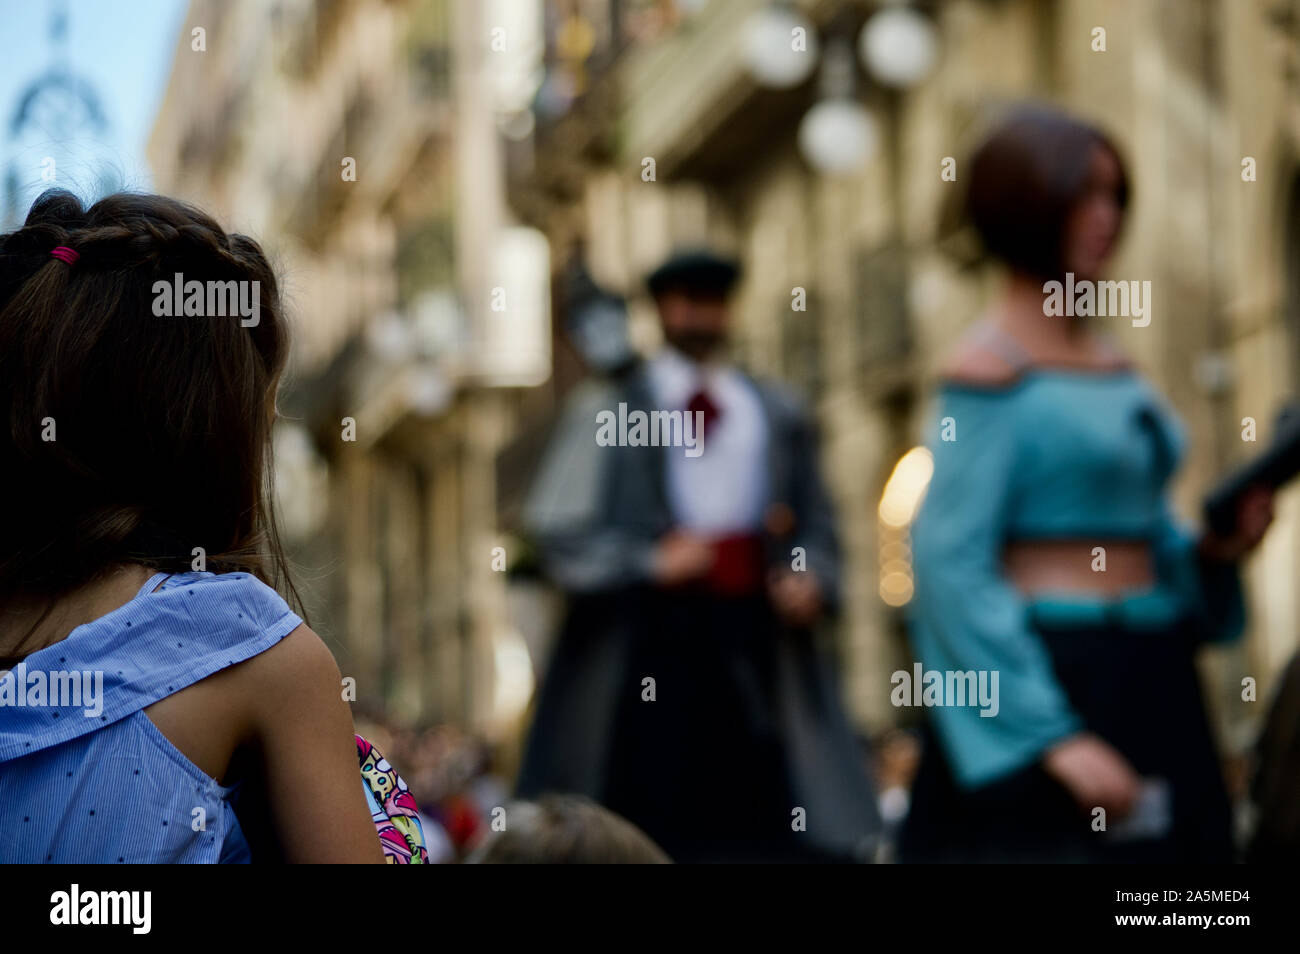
[0,189,415,863]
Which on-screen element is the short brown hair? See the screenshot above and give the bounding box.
[964,104,1130,280]
[470,795,671,864]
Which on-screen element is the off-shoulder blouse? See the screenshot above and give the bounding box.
[907,367,1243,788]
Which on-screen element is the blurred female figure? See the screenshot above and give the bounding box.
[900,106,1273,862]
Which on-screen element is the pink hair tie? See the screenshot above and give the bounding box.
[50,246,79,265]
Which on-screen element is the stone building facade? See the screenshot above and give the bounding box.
[149,0,548,737]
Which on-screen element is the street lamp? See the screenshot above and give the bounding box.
[797,37,877,175]
[741,1,820,89]
[858,3,939,89]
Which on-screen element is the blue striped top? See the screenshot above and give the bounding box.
[0,571,302,863]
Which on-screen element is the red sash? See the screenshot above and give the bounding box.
[701,533,766,596]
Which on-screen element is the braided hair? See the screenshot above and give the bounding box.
[0,188,300,618]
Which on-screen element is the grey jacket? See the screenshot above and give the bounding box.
[523,361,843,609]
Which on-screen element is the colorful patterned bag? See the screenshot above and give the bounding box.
[356,735,430,864]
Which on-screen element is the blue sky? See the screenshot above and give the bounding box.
[0,0,188,222]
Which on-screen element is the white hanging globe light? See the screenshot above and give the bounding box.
[858,6,938,88]
[797,98,877,175]
[742,5,819,89]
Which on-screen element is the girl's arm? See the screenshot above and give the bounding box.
[242,624,384,863]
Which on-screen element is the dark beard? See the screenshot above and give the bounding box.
[666,330,725,362]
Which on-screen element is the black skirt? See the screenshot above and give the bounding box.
[899,614,1234,863]
[518,586,873,863]
[602,590,815,862]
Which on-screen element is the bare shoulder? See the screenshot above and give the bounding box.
[938,324,1023,387]
[249,622,340,681]
[236,623,344,716]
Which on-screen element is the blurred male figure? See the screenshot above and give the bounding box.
[517,249,879,863]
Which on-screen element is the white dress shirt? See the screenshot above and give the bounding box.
[645,346,770,534]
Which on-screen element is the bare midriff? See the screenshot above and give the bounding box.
[1003,539,1155,597]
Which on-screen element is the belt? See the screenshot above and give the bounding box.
[1025,586,1185,633]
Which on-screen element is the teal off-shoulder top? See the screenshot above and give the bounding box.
[907,367,1244,789]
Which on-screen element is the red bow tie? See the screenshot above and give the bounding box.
[685,388,721,443]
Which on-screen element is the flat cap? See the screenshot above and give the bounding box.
[645,248,742,298]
